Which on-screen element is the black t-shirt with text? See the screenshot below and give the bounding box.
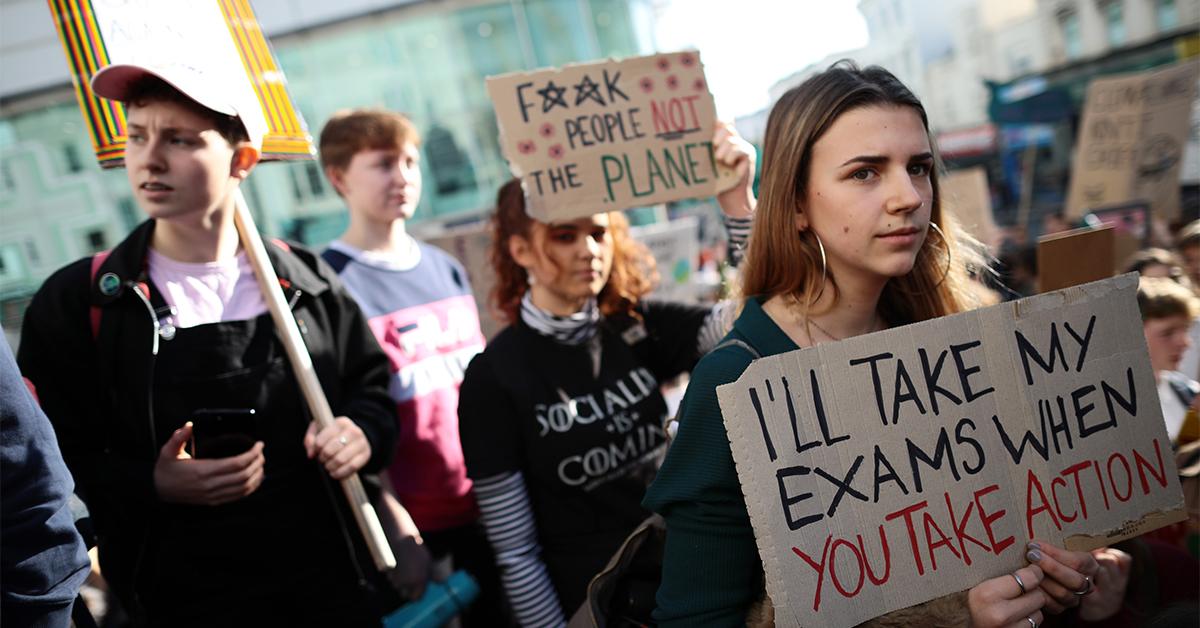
[458,300,709,611]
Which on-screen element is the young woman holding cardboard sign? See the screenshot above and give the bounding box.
[456,123,754,626]
[644,63,1127,627]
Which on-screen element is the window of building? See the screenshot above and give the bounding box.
[524,0,594,66]
[117,196,140,230]
[0,160,13,192]
[85,229,107,253]
[0,244,24,279]
[304,161,325,196]
[1061,12,1083,60]
[62,142,83,173]
[1103,2,1125,46]
[24,239,39,266]
[1157,0,1179,30]
[288,165,305,202]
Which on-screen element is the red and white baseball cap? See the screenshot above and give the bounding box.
[91,61,267,152]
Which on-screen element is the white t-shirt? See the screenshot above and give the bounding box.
[1178,318,1200,381]
[148,248,267,329]
[1157,371,1198,442]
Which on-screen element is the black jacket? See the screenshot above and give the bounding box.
[17,219,397,622]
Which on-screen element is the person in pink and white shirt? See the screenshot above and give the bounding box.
[318,108,507,625]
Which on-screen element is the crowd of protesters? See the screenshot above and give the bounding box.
[3,54,1198,628]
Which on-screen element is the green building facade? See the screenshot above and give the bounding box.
[0,0,655,340]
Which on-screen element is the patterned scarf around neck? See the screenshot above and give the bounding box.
[520,291,600,346]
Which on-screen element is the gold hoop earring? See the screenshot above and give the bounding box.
[891,221,952,296]
[808,229,828,307]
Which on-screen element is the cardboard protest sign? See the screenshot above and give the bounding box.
[1065,60,1199,220]
[941,167,997,247]
[718,273,1185,628]
[48,0,313,167]
[630,216,700,302]
[486,51,739,222]
[425,227,503,341]
[1037,226,1115,293]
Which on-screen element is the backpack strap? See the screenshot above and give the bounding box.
[665,337,760,440]
[710,338,761,359]
[89,251,112,341]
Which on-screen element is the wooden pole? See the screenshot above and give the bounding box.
[232,189,396,571]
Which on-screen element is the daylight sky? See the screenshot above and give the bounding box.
[654,0,870,119]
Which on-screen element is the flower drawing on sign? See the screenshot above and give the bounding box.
[639,77,654,93]
[656,57,670,72]
[666,75,679,90]
[693,78,706,92]
[517,140,536,155]
[679,53,695,68]
[539,122,555,138]
[548,144,564,160]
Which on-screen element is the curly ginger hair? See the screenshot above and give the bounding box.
[489,179,657,325]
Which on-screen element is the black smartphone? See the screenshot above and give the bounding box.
[190,408,258,459]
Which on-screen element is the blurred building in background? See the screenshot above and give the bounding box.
[989,0,1199,230]
[0,0,655,344]
[746,0,1198,237]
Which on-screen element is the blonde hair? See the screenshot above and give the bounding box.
[740,62,986,325]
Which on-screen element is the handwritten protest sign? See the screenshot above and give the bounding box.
[718,274,1185,628]
[48,0,313,167]
[1065,60,1199,220]
[486,51,739,222]
[1037,226,1115,293]
[630,217,700,302]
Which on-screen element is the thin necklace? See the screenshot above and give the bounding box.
[805,312,882,342]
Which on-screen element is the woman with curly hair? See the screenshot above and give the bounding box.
[644,62,1127,627]
[457,125,755,626]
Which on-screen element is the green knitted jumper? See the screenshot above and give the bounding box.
[644,298,799,626]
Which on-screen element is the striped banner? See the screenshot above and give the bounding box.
[46,0,314,168]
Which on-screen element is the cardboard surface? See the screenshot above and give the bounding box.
[1065,60,1199,220]
[1037,226,1116,293]
[941,167,997,247]
[630,217,701,302]
[48,0,313,167]
[717,274,1185,628]
[486,51,738,222]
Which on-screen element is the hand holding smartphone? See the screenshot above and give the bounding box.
[189,408,258,459]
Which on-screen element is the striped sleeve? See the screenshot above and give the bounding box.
[723,214,752,268]
[474,472,566,628]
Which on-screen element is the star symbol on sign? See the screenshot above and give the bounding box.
[573,74,605,107]
[538,81,568,113]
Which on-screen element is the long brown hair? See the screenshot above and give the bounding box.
[741,61,985,324]
[489,179,656,324]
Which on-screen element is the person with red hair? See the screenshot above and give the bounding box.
[457,124,754,626]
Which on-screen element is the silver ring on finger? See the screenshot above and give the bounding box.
[1027,616,1037,628]
[1072,575,1093,596]
[337,434,349,447]
[1011,571,1027,594]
